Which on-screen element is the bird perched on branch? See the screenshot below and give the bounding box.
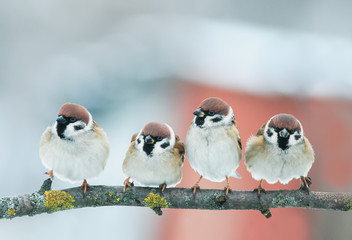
[245,113,314,197]
[122,122,184,192]
[40,103,110,193]
[186,97,242,196]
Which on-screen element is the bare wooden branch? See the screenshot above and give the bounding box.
[1,178,352,219]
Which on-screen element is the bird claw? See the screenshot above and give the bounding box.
[80,179,90,194]
[45,170,54,180]
[191,185,200,195]
[123,178,134,192]
[306,177,312,187]
[299,185,310,194]
[253,187,266,199]
[159,183,167,192]
[224,186,232,196]
[300,176,312,194]
[191,176,203,196]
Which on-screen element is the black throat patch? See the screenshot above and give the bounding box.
[56,122,69,139]
[277,136,290,151]
[195,117,205,127]
[143,143,154,156]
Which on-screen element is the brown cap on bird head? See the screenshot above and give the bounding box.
[268,113,301,132]
[58,103,90,125]
[199,97,230,115]
[141,122,171,139]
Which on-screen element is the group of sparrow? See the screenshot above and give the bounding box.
[40,97,314,197]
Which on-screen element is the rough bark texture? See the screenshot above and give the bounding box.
[1,178,352,219]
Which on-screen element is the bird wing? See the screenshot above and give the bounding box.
[227,123,242,156]
[131,133,138,142]
[174,135,185,164]
[92,121,110,158]
[223,122,242,178]
[256,123,266,136]
[125,133,138,156]
[303,136,315,164]
[227,122,242,178]
[40,127,52,148]
[244,124,266,167]
[123,133,139,174]
[237,137,242,150]
[39,127,53,160]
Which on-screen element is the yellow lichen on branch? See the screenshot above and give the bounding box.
[7,208,16,216]
[108,191,120,203]
[143,193,168,209]
[143,192,168,215]
[44,190,75,212]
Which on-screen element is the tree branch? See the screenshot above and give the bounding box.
[1,178,351,219]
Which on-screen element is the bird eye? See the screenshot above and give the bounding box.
[70,117,77,122]
[208,110,215,116]
[156,136,163,141]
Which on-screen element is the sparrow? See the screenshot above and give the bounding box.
[244,113,314,197]
[122,122,184,192]
[40,103,110,193]
[185,97,242,196]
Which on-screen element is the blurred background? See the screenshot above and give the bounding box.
[1,0,352,239]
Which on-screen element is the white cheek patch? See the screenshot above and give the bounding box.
[64,122,87,138]
[64,124,75,137]
[288,131,303,146]
[153,141,168,155]
[135,135,144,151]
[202,117,216,128]
[264,127,278,144]
[159,138,172,150]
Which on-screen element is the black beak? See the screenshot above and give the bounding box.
[193,108,205,117]
[279,128,289,138]
[145,135,155,145]
[56,116,67,124]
